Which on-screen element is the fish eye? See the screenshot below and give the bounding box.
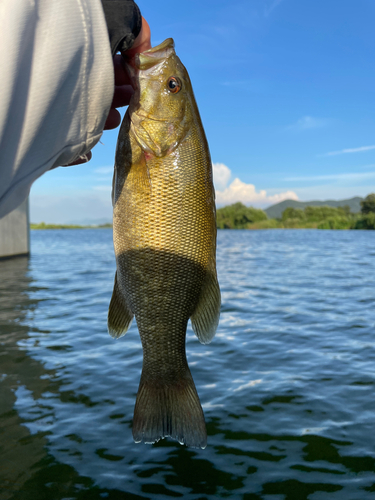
[167,77,182,94]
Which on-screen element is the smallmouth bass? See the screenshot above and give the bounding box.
[108,38,220,449]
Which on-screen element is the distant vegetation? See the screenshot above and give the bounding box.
[216,194,375,230]
[31,222,112,229]
[360,193,375,215]
[216,202,267,229]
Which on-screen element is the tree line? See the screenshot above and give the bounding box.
[216,194,375,230]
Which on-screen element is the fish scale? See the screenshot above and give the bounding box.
[108,38,221,448]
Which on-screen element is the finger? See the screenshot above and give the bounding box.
[123,17,151,58]
[112,84,133,108]
[104,108,121,130]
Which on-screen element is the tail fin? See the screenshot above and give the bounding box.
[132,375,207,449]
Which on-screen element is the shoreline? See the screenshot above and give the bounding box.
[30,223,112,230]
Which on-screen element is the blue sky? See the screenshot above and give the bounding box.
[31,0,375,223]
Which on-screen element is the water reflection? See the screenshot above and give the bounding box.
[0,258,48,498]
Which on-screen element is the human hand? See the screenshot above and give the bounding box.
[104,17,151,131]
[65,17,151,166]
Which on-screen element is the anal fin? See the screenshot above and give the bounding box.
[108,273,133,338]
[191,269,221,344]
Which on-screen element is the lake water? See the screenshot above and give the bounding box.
[1,229,375,500]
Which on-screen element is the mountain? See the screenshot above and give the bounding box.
[265,197,363,219]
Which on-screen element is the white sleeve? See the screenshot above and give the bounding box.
[0,0,114,218]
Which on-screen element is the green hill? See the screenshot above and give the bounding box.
[265,197,363,219]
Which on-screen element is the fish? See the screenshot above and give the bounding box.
[108,38,220,449]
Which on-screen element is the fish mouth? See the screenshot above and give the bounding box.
[135,39,175,70]
[142,38,175,55]
[125,39,176,88]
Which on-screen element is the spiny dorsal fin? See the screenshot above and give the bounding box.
[108,273,134,338]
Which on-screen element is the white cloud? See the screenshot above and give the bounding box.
[216,178,298,207]
[322,145,375,157]
[212,163,298,207]
[287,116,328,131]
[212,162,232,191]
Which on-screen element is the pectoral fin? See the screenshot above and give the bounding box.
[108,273,134,338]
[191,270,221,344]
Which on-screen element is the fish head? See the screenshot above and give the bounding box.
[127,39,193,157]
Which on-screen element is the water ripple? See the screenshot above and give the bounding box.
[1,229,375,498]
